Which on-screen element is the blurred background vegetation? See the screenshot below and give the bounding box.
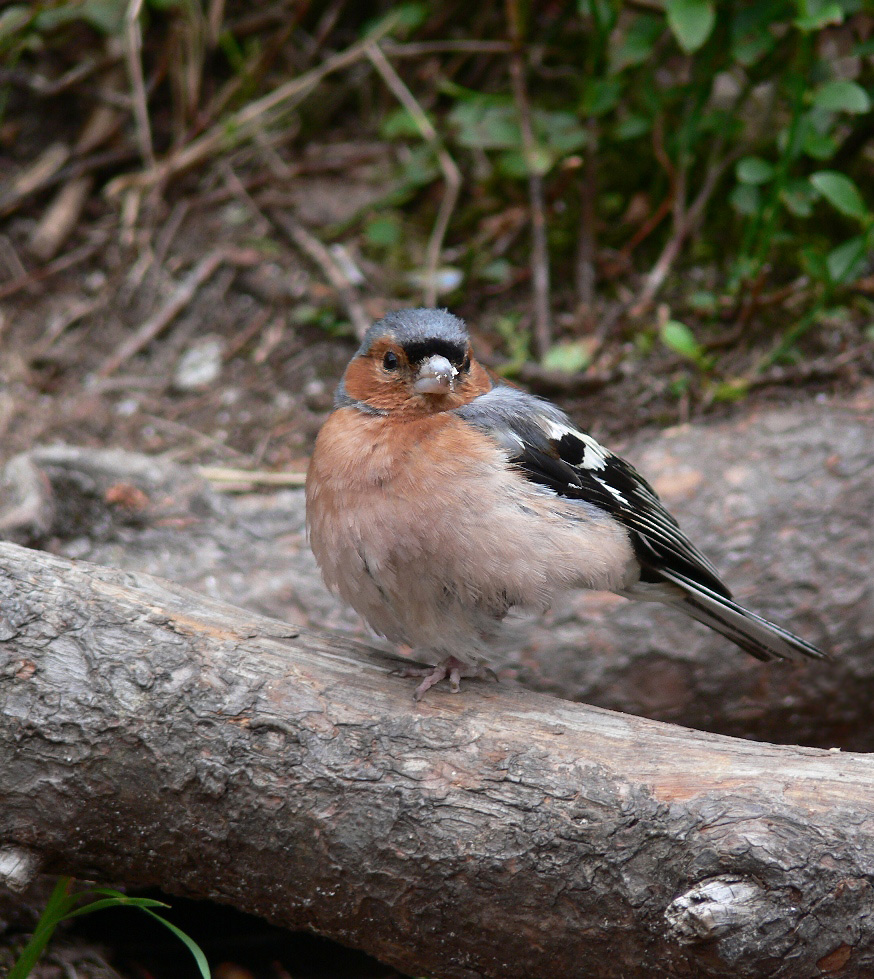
[0,0,872,461]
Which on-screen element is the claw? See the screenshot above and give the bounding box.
[394,656,497,700]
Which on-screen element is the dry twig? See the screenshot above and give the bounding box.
[105,17,400,198]
[0,143,70,216]
[0,237,107,301]
[269,210,370,341]
[630,150,734,318]
[365,42,462,308]
[0,144,136,220]
[124,0,156,169]
[28,176,94,262]
[506,0,552,356]
[98,249,228,378]
[575,120,598,311]
[29,298,106,360]
[383,40,514,57]
[200,465,307,490]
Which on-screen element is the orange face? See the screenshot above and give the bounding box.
[342,334,493,417]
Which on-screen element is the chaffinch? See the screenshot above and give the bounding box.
[305,308,827,700]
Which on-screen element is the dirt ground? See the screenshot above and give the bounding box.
[2,141,872,481]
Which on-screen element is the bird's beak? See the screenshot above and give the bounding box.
[412,355,457,394]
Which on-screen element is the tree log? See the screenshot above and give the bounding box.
[1,389,872,747]
[1,540,874,979]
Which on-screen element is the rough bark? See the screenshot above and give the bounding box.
[1,540,874,979]
[1,389,872,748]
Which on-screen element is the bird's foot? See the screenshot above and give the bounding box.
[393,656,497,700]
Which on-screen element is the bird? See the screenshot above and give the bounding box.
[305,308,827,700]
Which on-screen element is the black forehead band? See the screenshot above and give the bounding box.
[400,338,468,364]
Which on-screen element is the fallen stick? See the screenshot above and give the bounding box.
[269,211,370,341]
[104,17,400,198]
[366,42,462,309]
[1,540,873,979]
[200,465,307,489]
[97,249,227,377]
[506,1,552,356]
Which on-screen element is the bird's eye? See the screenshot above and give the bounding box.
[383,351,399,371]
[462,354,471,372]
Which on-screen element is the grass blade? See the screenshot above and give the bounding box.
[142,908,212,979]
[8,877,75,979]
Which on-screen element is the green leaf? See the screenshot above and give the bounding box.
[780,179,817,217]
[853,38,874,57]
[736,156,775,185]
[533,110,588,153]
[609,14,663,72]
[498,146,553,179]
[794,1,843,31]
[664,0,715,53]
[826,235,868,284]
[92,889,170,906]
[799,245,829,283]
[810,171,870,220]
[615,114,650,141]
[381,107,433,139]
[448,100,519,150]
[479,259,513,284]
[541,340,593,374]
[711,378,751,402]
[493,313,530,376]
[398,145,439,187]
[729,184,761,216]
[143,909,211,979]
[811,79,871,114]
[730,3,781,65]
[661,320,705,363]
[451,97,587,165]
[577,0,618,32]
[802,128,838,160]
[580,78,622,117]
[688,290,717,313]
[669,375,691,396]
[365,216,402,248]
[730,31,775,65]
[0,6,31,45]
[34,0,126,35]
[362,3,427,39]
[8,878,76,979]
[61,897,167,920]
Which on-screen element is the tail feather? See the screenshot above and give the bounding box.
[657,568,828,662]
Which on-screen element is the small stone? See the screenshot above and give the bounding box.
[174,335,224,390]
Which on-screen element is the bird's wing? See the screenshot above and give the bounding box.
[455,384,730,598]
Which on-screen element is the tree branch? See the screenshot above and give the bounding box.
[1,540,873,978]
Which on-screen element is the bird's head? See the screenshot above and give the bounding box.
[337,308,492,417]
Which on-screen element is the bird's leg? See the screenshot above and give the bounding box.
[393,656,497,700]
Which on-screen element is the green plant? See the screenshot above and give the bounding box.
[372,0,872,372]
[9,876,210,979]
[5,0,871,389]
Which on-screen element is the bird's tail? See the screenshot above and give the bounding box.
[658,568,828,662]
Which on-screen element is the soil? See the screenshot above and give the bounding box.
[0,188,874,478]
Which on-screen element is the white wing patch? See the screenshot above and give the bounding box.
[541,418,611,471]
[593,474,628,505]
